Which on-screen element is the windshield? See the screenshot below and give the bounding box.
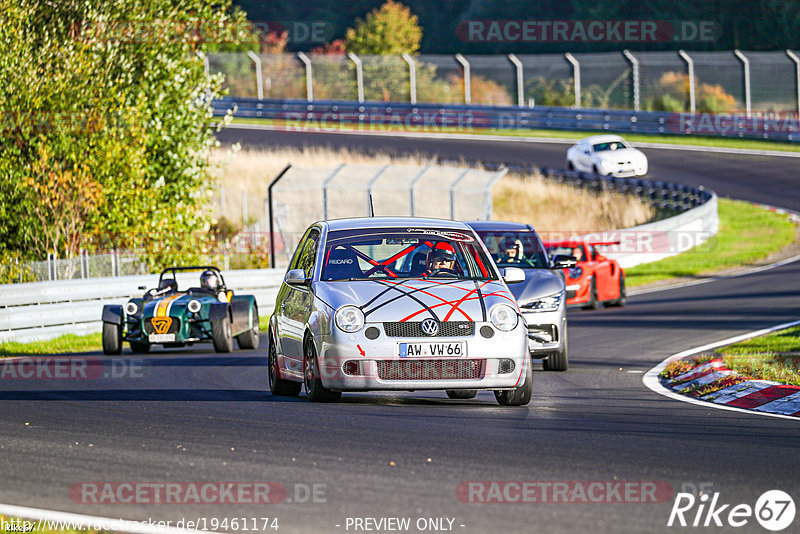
[546,244,588,262]
[592,140,627,152]
[321,228,496,281]
[474,230,548,269]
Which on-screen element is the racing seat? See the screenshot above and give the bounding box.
[409,252,428,276]
[323,247,363,280]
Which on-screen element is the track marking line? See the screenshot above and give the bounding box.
[0,503,209,534]
[643,319,800,421]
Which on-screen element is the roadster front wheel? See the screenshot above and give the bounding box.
[211,313,233,353]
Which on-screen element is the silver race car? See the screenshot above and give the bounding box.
[268,217,531,405]
[468,221,576,371]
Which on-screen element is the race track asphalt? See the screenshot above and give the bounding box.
[1,127,798,534]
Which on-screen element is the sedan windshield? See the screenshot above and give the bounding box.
[321,228,496,281]
[592,140,627,152]
[473,230,548,269]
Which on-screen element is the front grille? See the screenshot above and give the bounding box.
[383,321,474,337]
[377,359,483,380]
[144,317,181,335]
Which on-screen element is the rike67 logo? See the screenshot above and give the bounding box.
[668,490,795,531]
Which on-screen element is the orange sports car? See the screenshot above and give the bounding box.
[543,241,626,309]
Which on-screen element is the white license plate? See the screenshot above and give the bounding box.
[148,333,175,343]
[398,342,466,358]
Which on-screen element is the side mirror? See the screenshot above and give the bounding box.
[285,269,309,286]
[595,254,607,262]
[551,255,577,269]
[501,267,526,284]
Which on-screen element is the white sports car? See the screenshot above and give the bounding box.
[566,135,648,177]
[268,217,532,405]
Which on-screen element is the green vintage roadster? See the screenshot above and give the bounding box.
[101,266,259,354]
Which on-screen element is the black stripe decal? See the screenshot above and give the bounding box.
[474,281,487,322]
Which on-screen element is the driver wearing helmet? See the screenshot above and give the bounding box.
[200,269,220,293]
[423,244,458,277]
[500,236,523,264]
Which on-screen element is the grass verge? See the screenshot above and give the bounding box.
[231,117,800,153]
[0,315,273,357]
[626,198,796,287]
[0,333,102,356]
[718,325,800,386]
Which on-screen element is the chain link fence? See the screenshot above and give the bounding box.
[209,50,800,115]
[268,163,507,268]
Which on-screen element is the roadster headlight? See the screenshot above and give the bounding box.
[187,299,201,313]
[124,301,138,315]
[520,291,563,313]
[490,304,519,332]
[335,306,365,333]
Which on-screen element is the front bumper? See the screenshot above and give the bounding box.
[317,321,528,391]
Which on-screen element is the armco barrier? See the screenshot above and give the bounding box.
[214,97,800,142]
[0,269,284,344]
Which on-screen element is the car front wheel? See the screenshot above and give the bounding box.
[211,313,234,353]
[303,338,341,403]
[268,333,301,397]
[236,303,260,350]
[543,327,568,371]
[495,359,532,406]
[102,322,122,355]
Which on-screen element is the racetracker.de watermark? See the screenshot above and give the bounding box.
[271,110,490,133]
[539,230,717,255]
[667,112,800,137]
[71,20,332,45]
[456,20,719,43]
[0,357,142,380]
[457,481,674,503]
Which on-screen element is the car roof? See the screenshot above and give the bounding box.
[322,216,473,231]
[580,135,627,144]
[466,220,535,232]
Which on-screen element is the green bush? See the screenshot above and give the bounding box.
[0,0,248,271]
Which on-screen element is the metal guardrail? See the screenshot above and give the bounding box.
[214,97,800,142]
[0,269,285,344]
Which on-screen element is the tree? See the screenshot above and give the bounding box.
[345,0,422,55]
[0,0,247,271]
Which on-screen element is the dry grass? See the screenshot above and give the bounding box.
[492,175,654,232]
[211,146,654,232]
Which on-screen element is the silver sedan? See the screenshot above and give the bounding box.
[268,217,531,405]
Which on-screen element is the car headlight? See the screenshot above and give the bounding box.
[568,267,583,279]
[519,291,563,313]
[124,301,138,315]
[187,299,201,313]
[489,304,519,331]
[335,305,365,333]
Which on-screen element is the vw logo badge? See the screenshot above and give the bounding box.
[421,318,439,336]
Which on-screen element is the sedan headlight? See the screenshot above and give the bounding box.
[489,304,519,331]
[335,306,365,333]
[519,291,563,313]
